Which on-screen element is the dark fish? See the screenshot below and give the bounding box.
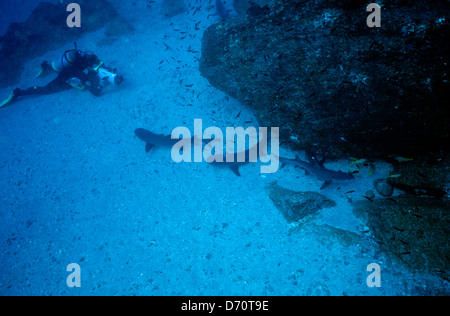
[135,128,250,176]
[135,128,180,152]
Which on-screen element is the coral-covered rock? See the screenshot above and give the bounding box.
[233,0,271,16]
[267,182,336,223]
[373,179,394,197]
[354,197,450,282]
[200,0,450,160]
[387,158,450,198]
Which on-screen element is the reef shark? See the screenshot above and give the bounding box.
[134,128,269,176]
[206,146,254,177]
[134,128,249,176]
[279,154,354,189]
[134,128,181,152]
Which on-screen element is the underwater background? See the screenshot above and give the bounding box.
[0,0,449,295]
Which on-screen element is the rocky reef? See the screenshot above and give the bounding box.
[0,0,133,88]
[387,157,450,199]
[267,182,336,223]
[233,0,271,15]
[354,197,450,282]
[203,2,449,286]
[200,0,450,160]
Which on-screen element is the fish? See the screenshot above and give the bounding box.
[134,128,181,152]
[368,163,375,176]
[394,156,413,163]
[279,153,354,189]
[135,128,253,176]
[206,146,255,177]
[162,42,171,51]
[350,158,367,165]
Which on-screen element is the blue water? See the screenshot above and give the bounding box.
[0,0,448,296]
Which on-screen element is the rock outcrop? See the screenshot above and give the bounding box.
[267,182,336,223]
[354,197,450,282]
[233,0,271,16]
[200,0,450,160]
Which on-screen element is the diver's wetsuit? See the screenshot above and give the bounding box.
[16,51,103,98]
[1,49,123,108]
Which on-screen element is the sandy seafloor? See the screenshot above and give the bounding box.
[0,0,448,295]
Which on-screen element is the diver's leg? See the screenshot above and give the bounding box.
[0,76,71,108]
[20,76,72,96]
[36,61,57,78]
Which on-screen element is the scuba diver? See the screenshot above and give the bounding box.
[0,44,124,108]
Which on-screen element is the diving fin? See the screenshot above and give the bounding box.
[320,181,331,190]
[0,89,20,108]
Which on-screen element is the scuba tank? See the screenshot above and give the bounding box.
[51,42,80,72]
[51,42,100,73]
[52,49,78,72]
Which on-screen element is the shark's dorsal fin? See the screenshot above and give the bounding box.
[308,154,321,167]
[315,155,326,167]
[320,181,331,190]
[317,158,325,167]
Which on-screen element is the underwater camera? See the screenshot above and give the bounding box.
[97,67,124,87]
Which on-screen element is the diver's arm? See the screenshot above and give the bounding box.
[86,83,102,96]
[82,52,102,69]
[82,68,102,96]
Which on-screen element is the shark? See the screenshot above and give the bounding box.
[279,153,354,189]
[134,128,181,152]
[135,128,264,176]
[213,0,231,20]
[206,146,254,177]
[134,128,250,176]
